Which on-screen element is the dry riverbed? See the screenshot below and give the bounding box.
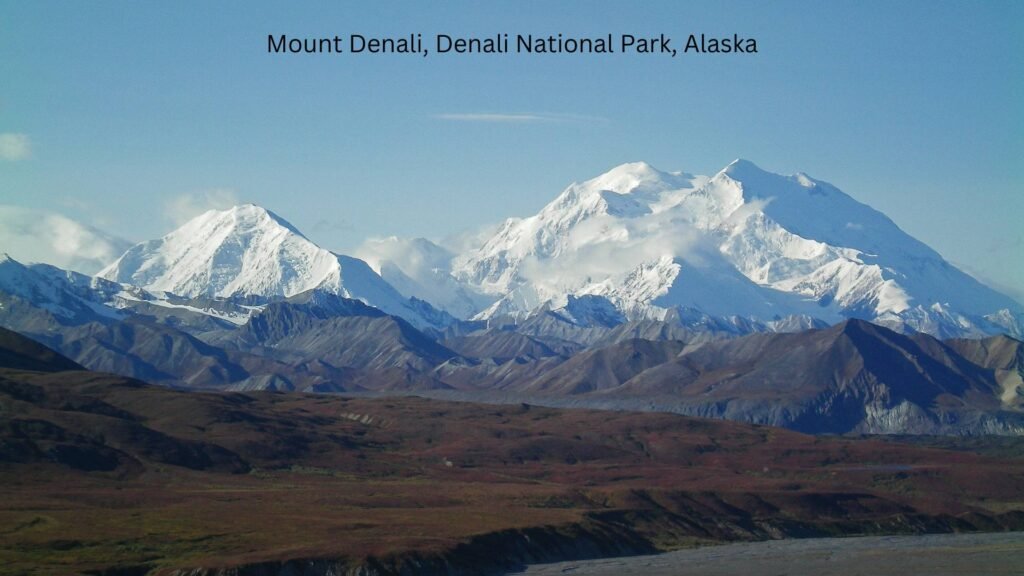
[509,532,1024,576]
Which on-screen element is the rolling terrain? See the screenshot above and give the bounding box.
[3,329,1024,575]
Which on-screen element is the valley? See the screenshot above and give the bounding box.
[3,330,1024,574]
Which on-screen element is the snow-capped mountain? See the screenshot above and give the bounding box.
[98,204,451,330]
[0,254,253,328]
[0,253,127,323]
[8,161,1019,339]
[448,160,1021,336]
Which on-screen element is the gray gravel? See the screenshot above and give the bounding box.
[507,532,1024,575]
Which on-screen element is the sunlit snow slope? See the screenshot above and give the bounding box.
[449,160,1020,336]
[99,204,448,329]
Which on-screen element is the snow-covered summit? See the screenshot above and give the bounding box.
[99,204,451,329]
[448,160,1021,336]
[100,204,328,298]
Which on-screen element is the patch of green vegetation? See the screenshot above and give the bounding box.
[653,535,719,552]
[2,515,55,535]
[287,464,344,477]
[528,495,577,509]
[867,435,1024,459]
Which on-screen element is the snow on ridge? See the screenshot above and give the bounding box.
[446,159,1021,337]
[98,204,450,330]
[99,203,341,300]
[7,160,1017,339]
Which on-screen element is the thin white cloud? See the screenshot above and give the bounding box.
[435,112,608,124]
[439,221,502,254]
[0,133,31,161]
[0,205,132,274]
[164,189,240,225]
[355,235,454,276]
[514,209,707,303]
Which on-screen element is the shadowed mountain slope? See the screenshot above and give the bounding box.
[3,331,1024,575]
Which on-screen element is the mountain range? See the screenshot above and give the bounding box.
[2,159,1023,434]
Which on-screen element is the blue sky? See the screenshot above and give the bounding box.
[1,1,1022,300]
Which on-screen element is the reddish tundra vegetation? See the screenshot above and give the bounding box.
[1,328,1024,575]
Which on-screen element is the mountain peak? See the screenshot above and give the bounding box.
[722,158,768,179]
[581,161,668,195]
[98,202,340,299]
[835,317,882,335]
[579,161,707,199]
[201,204,305,238]
[604,160,659,176]
[97,205,452,330]
[451,159,1021,336]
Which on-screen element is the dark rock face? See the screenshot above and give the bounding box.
[0,326,83,372]
[429,320,1024,434]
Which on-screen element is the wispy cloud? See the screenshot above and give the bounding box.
[435,112,607,124]
[0,205,132,274]
[164,189,240,225]
[439,221,502,254]
[0,133,31,161]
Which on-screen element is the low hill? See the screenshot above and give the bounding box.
[2,331,1024,575]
